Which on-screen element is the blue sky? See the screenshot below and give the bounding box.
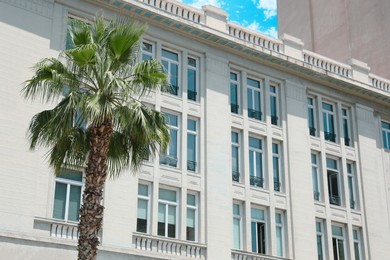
[177,0,278,38]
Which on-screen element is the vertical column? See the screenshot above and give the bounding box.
[285,80,317,259]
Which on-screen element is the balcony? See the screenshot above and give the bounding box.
[329,195,341,206]
[250,176,264,188]
[313,191,320,201]
[271,116,278,126]
[163,85,179,96]
[188,90,197,101]
[309,127,316,136]
[160,155,178,167]
[232,171,240,182]
[187,160,197,172]
[248,109,262,120]
[231,104,239,114]
[344,137,351,146]
[324,132,336,142]
[232,249,288,260]
[133,232,206,259]
[274,178,281,192]
[33,217,79,241]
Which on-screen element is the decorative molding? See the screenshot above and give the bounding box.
[2,0,54,18]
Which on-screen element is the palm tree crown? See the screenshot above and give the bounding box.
[22,14,170,259]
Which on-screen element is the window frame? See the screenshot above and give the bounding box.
[161,48,180,96]
[382,121,390,150]
[233,202,243,250]
[316,219,326,260]
[141,41,155,61]
[157,187,179,238]
[230,71,240,114]
[311,153,321,201]
[322,101,337,143]
[186,191,199,242]
[327,157,342,206]
[342,107,352,146]
[269,84,280,126]
[187,118,198,172]
[272,142,282,192]
[250,206,267,254]
[331,224,346,260]
[248,135,264,188]
[187,56,199,102]
[308,96,317,136]
[232,131,241,182]
[353,227,362,260]
[347,162,357,210]
[247,77,263,121]
[275,211,285,257]
[160,112,180,168]
[136,182,152,233]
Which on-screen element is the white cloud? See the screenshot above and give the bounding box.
[256,0,277,20]
[263,26,278,38]
[247,21,260,31]
[178,0,224,9]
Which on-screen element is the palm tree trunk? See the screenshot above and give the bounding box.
[77,120,113,260]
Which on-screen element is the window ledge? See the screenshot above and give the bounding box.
[232,249,290,260]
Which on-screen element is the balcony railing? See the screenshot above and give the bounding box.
[231,104,239,114]
[350,199,356,210]
[160,155,178,167]
[232,249,287,260]
[163,85,179,96]
[232,171,240,182]
[250,176,264,188]
[344,137,351,146]
[271,116,278,125]
[309,127,316,136]
[33,217,79,241]
[313,191,320,201]
[274,178,281,192]
[188,90,197,101]
[329,195,341,206]
[248,109,262,120]
[133,232,206,259]
[187,160,197,172]
[324,132,336,142]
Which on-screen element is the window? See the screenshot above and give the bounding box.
[137,183,151,233]
[275,212,285,257]
[312,153,321,201]
[272,143,282,192]
[186,193,198,241]
[187,118,198,172]
[270,85,279,125]
[160,113,179,167]
[251,207,266,254]
[247,78,262,120]
[332,225,346,260]
[327,158,341,206]
[249,136,264,188]
[233,203,242,249]
[187,57,198,101]
[142,42,154,61]
[353,228,362,260]
[53,169,83,222]
[347,163,357,210]
[308,97,317,136]
[232,131,240,182]
[230,72,240,114]
[162,49,179,96]
[322,102,336,142]
[316,220,325,260]
[158,188,178,238]
[342,108,352,146]
[382,121,390,149]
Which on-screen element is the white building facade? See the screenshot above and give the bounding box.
[1,0,390,259]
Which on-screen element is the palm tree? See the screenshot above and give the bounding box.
[22,14,170,260]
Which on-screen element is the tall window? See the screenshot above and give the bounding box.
[272,143,282,192]
[187,57,198,101]
[247,78,262,120]
[230,72,240,114]
[53,169,83,222]
[347,163,357,210]
[270,85,279,125]
[137,183,151,233]
[382,121,390,149]
[308,97,317,136]
[233,203,242,249]
[232,131,240,182]
[342,108,352,146]
[162,49,179,96]
[186,193,198,241]
[322,102,336,142]
[316,220,325,260]
[158,188,178,238]
[275,212,285,257]
[249,136,263,188]
[160,113,179,167]
[312,153,321,201]
[327,158,341,206]
[187,118,198,172]
[142,42,154,60]
[332,225,346,260]
[251,207,266,254]
[353,228,362,260]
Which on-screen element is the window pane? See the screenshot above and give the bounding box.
[57,169,82,182]
[249,137,261,149]
[169,129,178,157]
[251,222,257,252]
[251,208,264,220]
[248,78,260,88]
[327,158,337,170]
[188,69,196,92]
[233,204,240,215]
[187,208,196,241]
[276,226,283,256]
[233,218,241,249]
[138,184,149,196]
[171,64,178,87]
[187,194,196,206]
[187,134,196,161]
[53,182,67,220]
[168,205,176,238]
[159,189,176,202]
[162,49,178,61]
[137,199,148,220]
[188,119,196,131]
[158,203,166,236]
[188,57,196,67]
[275,213,282,224]
[68,185,81,221]
[232,132,239,143]
[332,226,343,236]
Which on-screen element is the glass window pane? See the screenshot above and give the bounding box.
[159,189,176,202]
[275,213,282,224]
[188,57,196,67]
[187,208,195,228]
[188,69,196,92]
[138,184,149,196]
[332,226,343,236]
[327,158,337,170]
[68,185,81,221]
[187,194,196,206]
[251,222,257,252]
[171,64,178,87]
[137,199,148,219]
[53,182,67,220]
[233,218,241,249]
[233,204,240,215]
[232,132,238,143]
[247,89,253,110]
[276,226,283,256]
[187,135,196,161]
[248,78,260,88]
[162,49,178,61]
[57,169,82,182]
[251,208,264,220]
[188,119,196,131]
[249,137,261,149]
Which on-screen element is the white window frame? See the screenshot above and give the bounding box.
[137,182,152,233]
[160,112,180,168]
[233,202,243,250]
[382,121,390,150]
[247,77,263,121]
[272,142,282,192]
[316,219,326,260]
[249,136,264,188]
[187,118,198,172]
[308,96,317,136]
[312,153,321,201]
[162,48,180,96]
[270,84,280,126]
[53,169,84,222]
[327,157,342,206]
[232,131,241,182]
[157,187,179,238]
[342,107,352,146]
[332,224,346,260]
[230,71,240,114]
[187,56,199,102]
[322,102,337,142]
[251,206,267,254]
[347,162,357,210]
[275,211,285,257]
[353,227,363,260]
[186,192,198,242]
[141,41,154,61]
